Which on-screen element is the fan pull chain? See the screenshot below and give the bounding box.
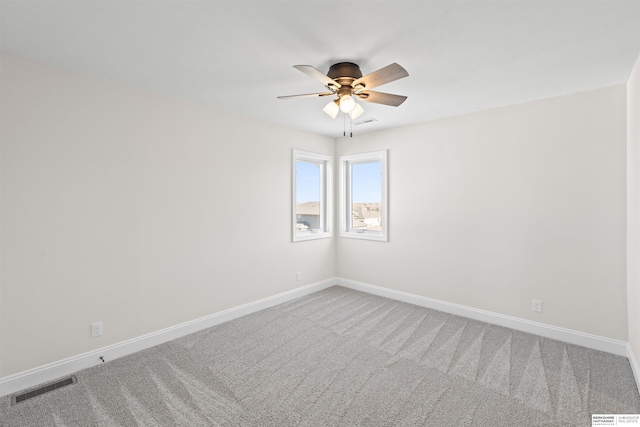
[342,113,353,137]
[350,115,353,138]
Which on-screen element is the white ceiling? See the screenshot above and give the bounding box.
[1,1,639,138]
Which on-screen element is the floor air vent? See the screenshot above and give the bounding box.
[10,375,77,406]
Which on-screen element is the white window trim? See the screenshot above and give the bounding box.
[292,150,333,242]
[339,150,388,241]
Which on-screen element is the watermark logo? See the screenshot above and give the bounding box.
[592,414,640,426]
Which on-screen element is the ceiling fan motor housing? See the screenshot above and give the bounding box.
[327,62,363,88]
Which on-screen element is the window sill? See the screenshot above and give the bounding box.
[293,231,333,242]
[340,230,387,241]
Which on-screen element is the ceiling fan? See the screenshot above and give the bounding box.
[277,62,409,120]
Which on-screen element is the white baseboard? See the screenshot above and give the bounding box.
[337,278,629,357]
[628,343,640,393]
[0,278,338,398]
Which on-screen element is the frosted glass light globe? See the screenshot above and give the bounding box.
[339,95,356,113]
[323,100,339,119]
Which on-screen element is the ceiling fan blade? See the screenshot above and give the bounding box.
[277,92,333,100]
[293,65,342,89]
[352,63,408,90]
[357,91,407,107]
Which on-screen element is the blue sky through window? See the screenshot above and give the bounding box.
[296,161,320,203]
[352,161,381,203]
[296,160,381,204]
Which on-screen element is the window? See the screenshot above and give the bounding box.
[292,150,333,241]
[339,150,388,241]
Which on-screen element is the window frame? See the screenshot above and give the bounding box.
[339,150,388,241]
[292,149,333,242]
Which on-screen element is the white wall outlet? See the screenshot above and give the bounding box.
[296,272,301,281]
[532,300,542,313]
[91,321,103,337]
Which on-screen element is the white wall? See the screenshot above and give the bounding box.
[628,54,640,364]
[0,54,336,377]
[337,86,628,340]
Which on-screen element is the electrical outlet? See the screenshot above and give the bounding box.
[532,300,542,313]
[296,272,302,281]
[92,321,103,337]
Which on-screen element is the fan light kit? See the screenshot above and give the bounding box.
[278,62,409,136]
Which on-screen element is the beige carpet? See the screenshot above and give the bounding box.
[2,286,639,426]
